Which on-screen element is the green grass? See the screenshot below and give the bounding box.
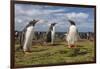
[15,40,95,67]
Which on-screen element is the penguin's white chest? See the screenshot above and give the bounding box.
[69,25,77,35]
[51,27,55,44]
[27,26,34,32]
[25,26,34,41]
[67,25,78,44]
[51,27,55,36]
[23,26,34,51]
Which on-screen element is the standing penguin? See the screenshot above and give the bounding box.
[46,23,57,44]
[66,20,78,48]
[20,19,39,53]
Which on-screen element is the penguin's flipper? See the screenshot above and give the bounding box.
[46,31,51,42]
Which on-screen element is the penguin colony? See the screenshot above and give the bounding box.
[18,19,78,53]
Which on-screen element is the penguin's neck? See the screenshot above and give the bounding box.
[26,25,34,31]
[51,26,55,32]
[28,25,34,28]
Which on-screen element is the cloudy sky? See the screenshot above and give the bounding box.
[15,4,95,32]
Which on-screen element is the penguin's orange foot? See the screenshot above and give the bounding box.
[68,46,71,48]
[68,45,76,48]
[71,45,74,48]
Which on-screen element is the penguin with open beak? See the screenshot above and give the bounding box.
[46,23,57,44]
[20,19,39,52]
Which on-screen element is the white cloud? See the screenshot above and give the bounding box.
[77,13,88,18]
[66,12,89,22]
[15,4,94,32]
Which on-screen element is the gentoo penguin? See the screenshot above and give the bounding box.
[46,23,57,44]
[20,19,39,52]
[66,20,78,48]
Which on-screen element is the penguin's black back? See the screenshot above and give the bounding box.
[46,31,51,42]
